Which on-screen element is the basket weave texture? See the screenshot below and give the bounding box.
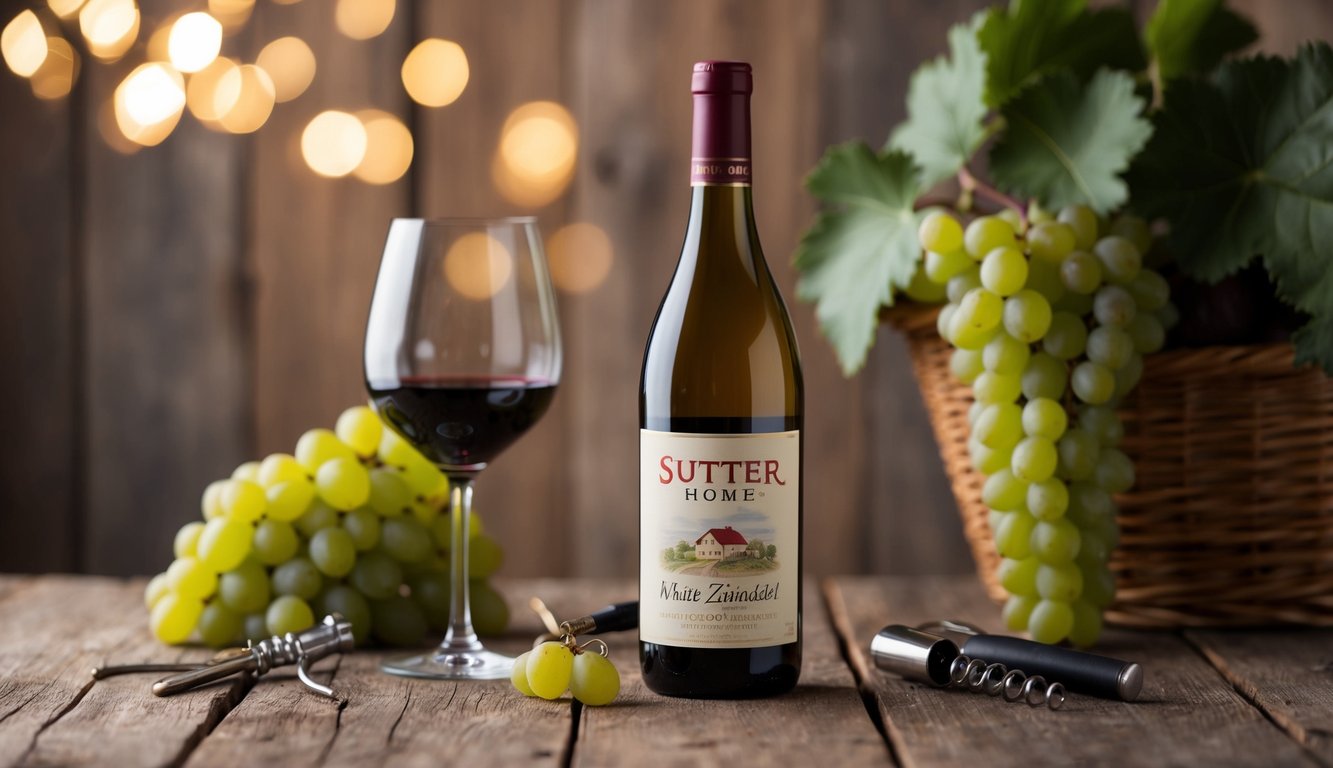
[889,304,1333,627]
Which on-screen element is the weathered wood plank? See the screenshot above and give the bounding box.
[827,576,1316,768]
[412,0,573,579]
[0,577,245,767]
[249,0,412,458]
[573,580,890,767]
[0,58,77,574]
[1185,629,1333,764]
[81,0,251,576]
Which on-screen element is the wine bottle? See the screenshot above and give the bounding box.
[639,61,804,698]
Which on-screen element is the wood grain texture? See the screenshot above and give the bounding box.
[826,576,1317,768]
[80,0,252,574]
[0,577,245,767]
[573,580,890,767]
[0,67,75,574]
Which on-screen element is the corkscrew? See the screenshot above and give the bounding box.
[92,614,354,700]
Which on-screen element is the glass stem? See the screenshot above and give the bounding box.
[441,474,481,653]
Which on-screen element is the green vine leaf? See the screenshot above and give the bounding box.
[1128,43,1333,372]
[977,0,1144,108]
[989,69,1152,214]
[1145,0,1257,81]
[888,18,989,189]
[794,144,924,376]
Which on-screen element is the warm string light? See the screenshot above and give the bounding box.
[401,38,467,107]
[493,101,578,208]
[2,10,48,77]
[547,223,614,294]
[335,0,394,41]
[79,0,138,60]
[255,35,314,102]
[114,61,184,146]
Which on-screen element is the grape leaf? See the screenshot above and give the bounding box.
[888,18,989,189]
[1128,44,1333,372]
[977,0,1145,108]
[794,143,924,376]
[989,69,1151,214]
[1144,0,1257,81]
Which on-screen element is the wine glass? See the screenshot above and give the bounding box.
[365,218,561,680]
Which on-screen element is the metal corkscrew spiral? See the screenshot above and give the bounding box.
[947,654,1066,709]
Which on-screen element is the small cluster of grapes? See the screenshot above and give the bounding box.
[511,639,621,707]
[144,406,509,647]
[913,204,1174,646]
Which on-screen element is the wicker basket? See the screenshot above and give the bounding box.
[889,304,1333,627]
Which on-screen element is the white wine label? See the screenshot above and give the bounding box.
[639,429,799,649]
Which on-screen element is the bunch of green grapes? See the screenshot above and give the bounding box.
[144,405,510,648]
[915,205,1173,645]
[512,641,621,706]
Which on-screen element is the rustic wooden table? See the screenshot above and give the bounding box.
[1,575,1329,767]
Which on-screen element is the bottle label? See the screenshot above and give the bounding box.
[639,429,799,649]
[690,157,751,187]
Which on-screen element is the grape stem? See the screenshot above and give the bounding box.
[958,167,1027,228]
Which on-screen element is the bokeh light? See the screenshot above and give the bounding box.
[3,10,49,77]
[353,109,413,184]
[443,233,514,301]
[335,0,394,40]
[186,56,236,126]
[401,38,467,107]
[168,12,221,73]
[207,0,253,31]
[30,36,78,99]
[214,63,275,133]
[144,13,177,62]
[302,110,367,178]
[79,0,139,60]
[547,222,614,294]
[256,36,315,103]
[493,101,578,208]
[114,62,185,146]
[48,0,87,21]
[98,95,140,154]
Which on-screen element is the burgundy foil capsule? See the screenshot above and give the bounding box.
[691,61,752,186]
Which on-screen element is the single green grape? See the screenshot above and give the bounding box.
[1072,361,1116,405]
[252,519,300,565]
[470,580,510,636]
[980,247,1028,297]
[197,517,252,573]
[1094,448,1136,493]
[336,406,384,458]
[381,516,432,563]
[1002,594,1038,633]
[316,457,372,511]
[969,438,1013,475]
[222,479,267,523]
[309,527,357,577]
[1022,398,1068,441]
[317,584,373,645]
[1030,518,1082,564]
[1026,221,1076,263]
[267,478,316,523]
[1127,313,1165,354]
[570,652,620,706]
[371,595,428,647]
[949,348,985,384]
[972,371,1022,404]
[963,215,1017,259]
[267,595,315,636]
[955,288,1004,335]
[919,210,964,254]
[342,507,381,551]
[1027,479,1070,521]
[1066,483,1115,529]
[1056,429,1100,481]
[368,468,413,517]
[349,551,403,600]
[231,461,262,483]
[1128,269,1169,311]
[1022,353,1067,401]
[401,460,446,498]
[1078,405,1124,446]
[1068,600,1103,647]
[295,428,357,474]
[997,556,1039,596]
[974,403,1023,450]
[993,510,1036,559]
[1035,563,1083,601]
[926,249,973,285]
[1041,311,1087,361]
[1115,354,1144,397]
[243,612,269,641]
[173,521,206,559]
[1087,326,1134,370]
[296,499,341,538]
[1093,285,1137,327]
[936,303,957,340]
[1059,251,1103,294]
[144,572,171,609]
[1057,205,1098,251]
[468,535,504,579]
[201,480,227,521]
[151,593,203,645]
[526,641,575,700]
[947,306,999,351]
[258,453,307,489]
[982,469,1027,512]
[1093,236,1141,285]
[1012,436,1057,483]
[982,333,1030,376]
[168,556,218,600]
[199,601,242,648]
[511,650,537,696]
[272,557,323,600]
[219,559,271,614]
[945,267,981,304]
[1002,289,1052,343]
[995,208,1025,234]
[409,570,451,630]
[1028,599,1075,644]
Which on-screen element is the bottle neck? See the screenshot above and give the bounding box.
[690,91,751,187]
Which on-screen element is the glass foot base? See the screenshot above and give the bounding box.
[381,648,516,680]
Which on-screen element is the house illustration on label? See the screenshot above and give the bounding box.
[695,526,750,560]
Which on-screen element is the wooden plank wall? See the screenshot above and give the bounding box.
[1,0,1326,578]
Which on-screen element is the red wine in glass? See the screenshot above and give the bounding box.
[369,376,558,470]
